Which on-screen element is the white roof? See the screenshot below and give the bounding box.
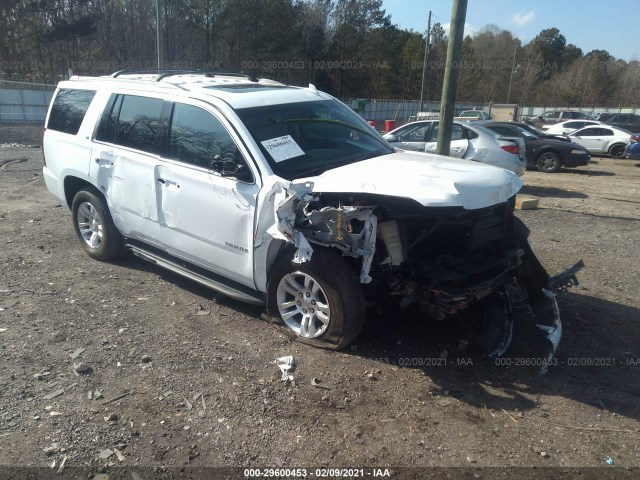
[61,72,329,109]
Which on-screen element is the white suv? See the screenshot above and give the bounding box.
[42,70,579,366]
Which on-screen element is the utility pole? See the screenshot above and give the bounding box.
[156,0,163,69]
[507,43,517,103]
[436,0,468,156]
[419,10,432,112]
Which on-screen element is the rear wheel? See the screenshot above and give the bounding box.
[267,249,365,350]
[71,188,125,261]
[537,151,561,173]
[609,143,625,159]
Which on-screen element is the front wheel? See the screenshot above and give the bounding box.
[537,151,561,173]
[71,188,125,261]
[267,249,365,350]
[609,143,625,159]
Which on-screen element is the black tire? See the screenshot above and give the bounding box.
[267,249,365,350]
[609,143,625,159]
[536,151,561,173]
[71,188,125,261]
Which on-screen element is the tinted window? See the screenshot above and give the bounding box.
[168,104,238,168]
[564,121,582,128]
[578,128,612,136]
[96,95,166,154]
[116,95,165,154]
[489,126,517,137]
[47,88,96,135]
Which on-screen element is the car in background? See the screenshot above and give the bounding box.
[602,113,640,134]
[383,120,526,176]
[484,122,590,173]
[525,110,591,128]
[624,134,640,160]
[595,112,614,122]
[497,121,571,142]
[457,110,493,120]
[543,120,602,135]
[567,125,631,158]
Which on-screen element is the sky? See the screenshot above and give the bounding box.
[381,0,639,62]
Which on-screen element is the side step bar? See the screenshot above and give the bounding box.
[126,244,265,306]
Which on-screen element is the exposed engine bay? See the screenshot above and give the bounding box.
[272,182,583,373]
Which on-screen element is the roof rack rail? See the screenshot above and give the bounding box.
[110,69,258,82]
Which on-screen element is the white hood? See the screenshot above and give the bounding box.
[293,151,522,209]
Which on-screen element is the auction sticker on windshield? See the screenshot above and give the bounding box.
[261,135,305,162]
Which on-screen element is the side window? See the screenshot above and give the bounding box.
[397,123,429,142]
[114,95,165,154]
[168,103,242,170]
[489,126,515,137]
[601,128,614,136]
[451,124,465,141]
[47,88,96,135]
[428,124,439,142]
[565,122,580,129]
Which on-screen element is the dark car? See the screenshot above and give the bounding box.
[485,122,591,173]
[603,113,640,134]
[510,121,571,142]
[624,134,640,160]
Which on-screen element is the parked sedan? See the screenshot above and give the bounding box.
[624,134,640,160]
[568,126,631,158]
[543,120,601,135]
[485,122,590,173]
[383,120,526,176]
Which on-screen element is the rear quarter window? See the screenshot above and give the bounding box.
[47,88,96,135]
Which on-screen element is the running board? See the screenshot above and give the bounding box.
[126,244,265,305]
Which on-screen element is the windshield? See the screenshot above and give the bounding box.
[235,99,393,180]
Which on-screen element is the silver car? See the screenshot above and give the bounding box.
[384,120,526,176]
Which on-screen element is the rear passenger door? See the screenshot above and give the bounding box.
[156,101,259,288]
[91,93,167,246]
[424,122,468,157]
[572,127,610,152]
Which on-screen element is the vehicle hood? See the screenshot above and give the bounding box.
[292,151,522,210]
[536,138,589,150]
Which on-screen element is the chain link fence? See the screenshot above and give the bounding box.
[0,81,55,146]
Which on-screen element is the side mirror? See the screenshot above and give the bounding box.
[384,134,398,142]
[210,150,253,182]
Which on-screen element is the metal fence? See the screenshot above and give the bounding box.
[0,81,55,146]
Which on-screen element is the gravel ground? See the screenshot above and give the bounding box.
[0,147,639,480]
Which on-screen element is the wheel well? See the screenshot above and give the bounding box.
[609,143,625,152]
[537,148,561,160]
[63,176,96,208]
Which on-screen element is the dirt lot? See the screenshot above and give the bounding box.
[0,147,639,479]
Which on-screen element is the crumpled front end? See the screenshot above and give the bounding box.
[265,183,581,373]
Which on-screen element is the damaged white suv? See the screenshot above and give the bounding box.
[42,70,581,368]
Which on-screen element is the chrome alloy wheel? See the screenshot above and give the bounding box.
[76,201,103,249]
[276,272,331,338]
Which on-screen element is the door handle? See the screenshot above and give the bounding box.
[157,178,180,188]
